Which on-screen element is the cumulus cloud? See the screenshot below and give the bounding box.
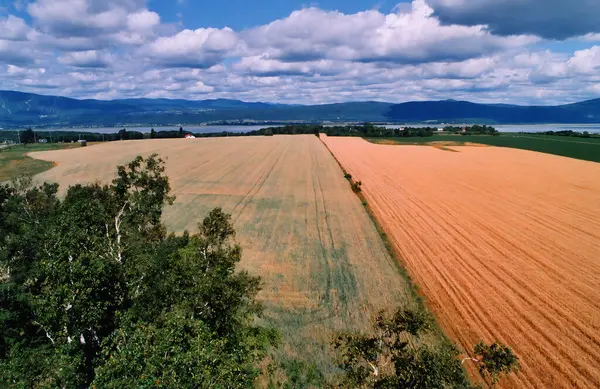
[243,0,536,65]
[0,0,599,105]
[59,50,113,68]
[0,39,35,64]
[0,16,30,41]
[27,0,159,49]
[567,46,600,74]
[429,0,600,40]
[141,27,238,68]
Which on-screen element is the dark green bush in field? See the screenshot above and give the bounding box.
[0,155,277,388]
[332,307,519,389]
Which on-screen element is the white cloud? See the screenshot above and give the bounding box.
[243,0,536,64]
[59,50,113,68]
[0,16,30,41]
[141,27,238,68]
[0,0,598,105]
[27,0,159,48]
[0,39,36,64]
[568,46,600,74]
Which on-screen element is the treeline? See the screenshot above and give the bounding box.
[534,130,599,138]
[443,124,499,135]
[7,123,499,145]
[243,123,440,137]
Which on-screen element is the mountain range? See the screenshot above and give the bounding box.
[1,90,600,128]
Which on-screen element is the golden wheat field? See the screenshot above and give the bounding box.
[30,135,413,376]
[322,135,600,388]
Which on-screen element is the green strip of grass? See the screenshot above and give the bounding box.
[0,143,80,182]
[366,134,600,163]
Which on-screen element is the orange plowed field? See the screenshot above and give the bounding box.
[322,136,600,388]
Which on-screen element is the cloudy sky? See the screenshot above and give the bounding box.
[1,0,600,104]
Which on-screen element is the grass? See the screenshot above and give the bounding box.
[319,135,470,384]
[30,136,418,383]
[366,133,600,163]
[0,143,80,182]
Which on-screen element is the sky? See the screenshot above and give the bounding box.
[1,0,600,105]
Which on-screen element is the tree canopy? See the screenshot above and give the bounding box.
[332,307,519,388]
[0,155,277,388]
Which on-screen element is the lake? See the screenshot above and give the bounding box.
[33,123,600,134]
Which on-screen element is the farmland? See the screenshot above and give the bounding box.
[322,136,600,388]
[30,135,417,379]
[0,143,80,182]
[367,133,600,163]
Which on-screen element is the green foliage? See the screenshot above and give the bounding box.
[473,342,520,385]
[0,155,275,388]
[536,129,600,139]
[351,181,362,193]
[19,128,36,144]
[344,173,353,181]
[150,128,157,139]
[332,307,472,389]
[266,358,326,389]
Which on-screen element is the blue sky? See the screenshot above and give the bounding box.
[1,0,600,104]
[161,0,407,29]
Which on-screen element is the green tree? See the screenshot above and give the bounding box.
[118,128,129,140]
[332,307,518,388]
[467,342,520,385]
[150,128,157,139]
[0,155,276,388]
[179,126,184,138]
[20,127,35,144]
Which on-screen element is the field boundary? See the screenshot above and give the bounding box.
[316,135,463,350]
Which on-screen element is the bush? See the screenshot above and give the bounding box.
[351,181,362,193]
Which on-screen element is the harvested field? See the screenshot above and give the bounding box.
[30,135,412,377]
[322,135,600,388]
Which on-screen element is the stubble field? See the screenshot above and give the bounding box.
[30,135,413,378]
[322,136,600,388]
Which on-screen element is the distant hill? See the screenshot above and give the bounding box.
[386,99,600,123]
[1,90,600,128]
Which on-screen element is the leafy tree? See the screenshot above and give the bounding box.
[179,126,184,138]
[332,307,518,388]
[20,127,35,144]
[0,155,276,388]
[467,342,520,385]
[150,128,157,139]
[118,128,129,140]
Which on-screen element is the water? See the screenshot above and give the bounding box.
[40,125,276,134]
[494,124,600,133]
[32,123,600,134]
[380,124,600,133]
